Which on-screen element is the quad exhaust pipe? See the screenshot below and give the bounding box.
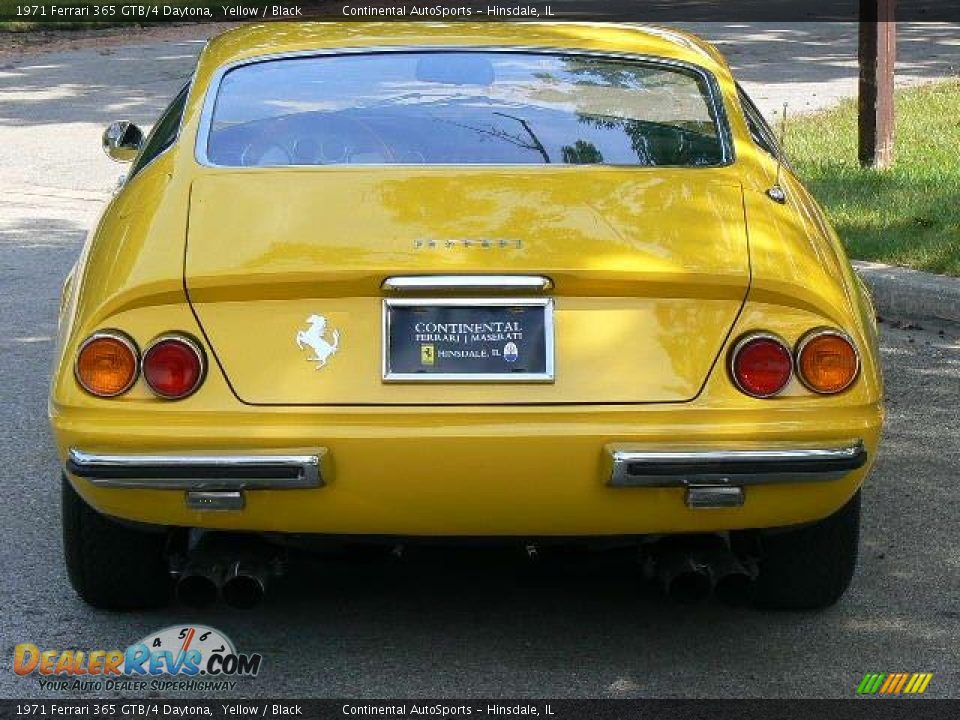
[176,533,753,609]
[654,543,756,605]
[173,533,278,609]
[221,561,269,610]
[709,549,756,607]
[176,562,224,609]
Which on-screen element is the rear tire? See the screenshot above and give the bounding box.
[753,490,861,610]
[62,474,173,610]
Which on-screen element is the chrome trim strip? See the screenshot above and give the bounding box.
[608,441,866,488]
[382,275,553,292]
[66,449,324,490]
[794,327,861,395]
[382,297,555,383]
[194,47,733,169]
[74,330,140,398]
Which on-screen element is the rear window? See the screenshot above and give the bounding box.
[202,51,728,168]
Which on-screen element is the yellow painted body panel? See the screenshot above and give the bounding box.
[186,169,749,404]
[62,403,879,536]
[50,22,884,536]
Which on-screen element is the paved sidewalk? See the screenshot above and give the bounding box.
[855,261,960,324]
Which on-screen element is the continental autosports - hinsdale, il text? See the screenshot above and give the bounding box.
[342,5,550,17]
[343,705,549,716]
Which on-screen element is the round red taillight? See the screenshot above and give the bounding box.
[730,334,793,398]
[142,335,205,399]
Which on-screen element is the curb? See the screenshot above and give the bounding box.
[853,261,960,325]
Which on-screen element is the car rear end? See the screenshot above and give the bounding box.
[52,28,883,609]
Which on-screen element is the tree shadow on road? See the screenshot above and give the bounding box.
[0,40,202,128]
[3,23,960,129]
[685,21,960,85]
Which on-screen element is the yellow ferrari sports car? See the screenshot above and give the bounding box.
[51,22,883,611]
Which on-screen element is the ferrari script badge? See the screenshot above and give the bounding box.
[296,314,340,369]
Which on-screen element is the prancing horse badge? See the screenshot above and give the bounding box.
[296,314,340,369]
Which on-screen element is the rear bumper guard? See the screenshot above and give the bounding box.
[607,441,867,488]
[66,442,866,514]
[66,449,325,490]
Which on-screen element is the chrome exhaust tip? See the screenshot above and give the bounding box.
[170,532,280,609]
[176,566,222,609]
[221,562,267,610]
[650,541,757,606]
[709,551,757,607]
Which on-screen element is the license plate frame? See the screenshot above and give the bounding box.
[382,298,555,383]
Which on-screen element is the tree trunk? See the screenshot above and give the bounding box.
[858,0,897,168]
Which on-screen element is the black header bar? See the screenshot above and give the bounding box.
[4,1,960,24]
[0,699,958,720]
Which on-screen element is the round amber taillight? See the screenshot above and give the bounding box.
[75,332,138,397]
[796,330,860,394]
[730,334,793,398]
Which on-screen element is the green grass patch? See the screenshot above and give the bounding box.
[790,80,960,276]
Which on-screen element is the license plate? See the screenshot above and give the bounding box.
[383,298,554,382]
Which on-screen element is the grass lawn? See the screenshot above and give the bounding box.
[790,79,960,276]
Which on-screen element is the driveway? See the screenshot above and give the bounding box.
[1,22,958,699]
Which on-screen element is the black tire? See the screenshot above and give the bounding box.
[753,490,861,610]
[62,475,173,610]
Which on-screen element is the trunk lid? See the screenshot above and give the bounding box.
[185,168,749,405]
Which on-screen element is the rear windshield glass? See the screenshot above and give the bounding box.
[204,52,727,168]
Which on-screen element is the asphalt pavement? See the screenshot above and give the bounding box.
[1,22,959,700]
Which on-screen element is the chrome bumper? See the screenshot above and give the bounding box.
[607,441,867,488]
[66,442,866,515]
[66,449,325,490]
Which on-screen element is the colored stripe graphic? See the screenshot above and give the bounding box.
[858,672,932,695]
[879,674,897,694]
[892,673,909,693]
[857,673,886,694]
[911,673,933,694]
